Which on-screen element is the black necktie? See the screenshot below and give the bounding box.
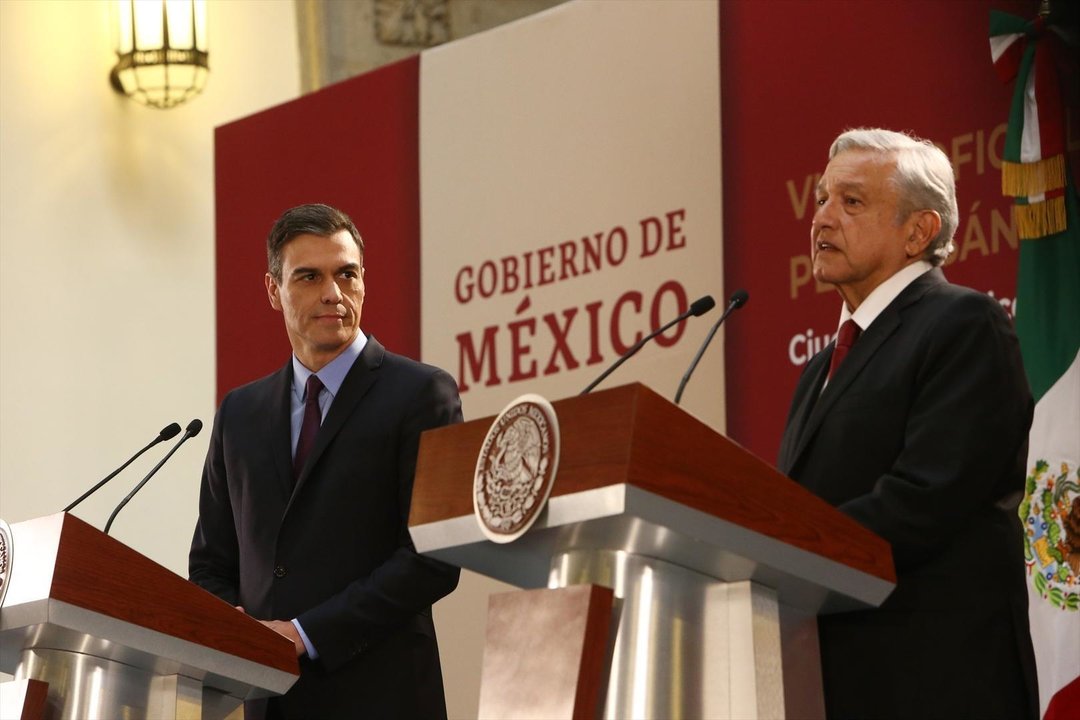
[294,374,324,481]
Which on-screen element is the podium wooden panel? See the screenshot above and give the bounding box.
[478,584,614,720]
[0,512,298,720]
[410,382,896,719]
[0,678,48,720]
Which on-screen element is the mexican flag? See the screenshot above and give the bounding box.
[1017,175,1080,719]
[991,9,1080,718]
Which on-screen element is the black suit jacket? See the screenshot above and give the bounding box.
[778,269,1038,719]
[190,336,462,719]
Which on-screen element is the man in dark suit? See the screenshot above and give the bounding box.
[189,203,461,719]
[778,129,1039,719]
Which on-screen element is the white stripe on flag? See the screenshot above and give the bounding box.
[1021,66,1041,163]
[990,33,1023,63]
[1026,351,1080,714]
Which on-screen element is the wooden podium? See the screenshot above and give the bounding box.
[0,512,298,720]
[410,383,896,719]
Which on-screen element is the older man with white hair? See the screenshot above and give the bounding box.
[778,128,1039,718]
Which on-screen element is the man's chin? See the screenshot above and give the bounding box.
[311,332,356,355]
[811,267,840,288]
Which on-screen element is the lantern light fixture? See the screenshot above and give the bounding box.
[109,0,209,109]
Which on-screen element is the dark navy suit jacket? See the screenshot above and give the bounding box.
[778,269,1038,719]
[190,336,461,719]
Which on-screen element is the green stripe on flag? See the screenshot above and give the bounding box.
[1015,178,1080,401]
[989,10,1030,37]
[1003,42,1037,165]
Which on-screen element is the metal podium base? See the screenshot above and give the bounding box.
[549,549,787,720]
[12,647,240,720]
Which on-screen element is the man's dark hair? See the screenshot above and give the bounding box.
[267,203,364,280]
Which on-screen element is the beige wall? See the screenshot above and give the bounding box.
[296,0,566,91]
[0,3,495,715]
[0,0,300,573]
[0,3,523,717]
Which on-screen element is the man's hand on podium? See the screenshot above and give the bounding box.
[236,605,306,658]
[260,619,305,657]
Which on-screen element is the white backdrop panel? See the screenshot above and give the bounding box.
[420,0,724,428]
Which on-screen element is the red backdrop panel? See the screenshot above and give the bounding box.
[215,1,1051,464]
[214,57,420,401]
[721,0,1037,463]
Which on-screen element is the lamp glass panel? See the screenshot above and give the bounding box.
[132,0,165,49]
[193,0,207,51]
[168,64,197,91]
[114,1,134,54]
[164,0,194,48]
[133,63,167,93]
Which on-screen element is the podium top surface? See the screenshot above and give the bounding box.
[1,512,298,696]
[410,383,896,612]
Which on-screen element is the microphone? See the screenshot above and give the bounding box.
[674,289,749,405]
[64,422,182,512]
[581,295,716,395]
[103,419,203,535]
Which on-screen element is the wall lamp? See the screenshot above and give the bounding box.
[109,0,209,109]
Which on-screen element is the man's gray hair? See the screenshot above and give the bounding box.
[830,128,958,265]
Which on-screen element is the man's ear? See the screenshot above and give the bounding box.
[265,273,283,311]
[905,210,941,259]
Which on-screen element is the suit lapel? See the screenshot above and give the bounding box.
[288,336,386,504]
[783,269,945,474]
[267,363,296,500]
[777,351,830,474]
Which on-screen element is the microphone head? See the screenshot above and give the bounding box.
[185,419,204,437]
[730,289,749,309]
[689,295,716,317]
[159,422,182,441]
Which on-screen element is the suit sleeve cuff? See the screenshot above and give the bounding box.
[292,618,319,659]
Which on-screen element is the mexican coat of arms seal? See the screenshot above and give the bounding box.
[473,394,560,543]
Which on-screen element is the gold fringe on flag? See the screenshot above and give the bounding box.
[1002,154,1066,197]
[1015,195,1066,239]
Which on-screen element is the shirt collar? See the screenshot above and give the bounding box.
[291,331,368,401]
[838,260,934,332]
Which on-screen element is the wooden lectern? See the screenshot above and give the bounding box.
[0,512,298,720]
[410,383,896,719]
